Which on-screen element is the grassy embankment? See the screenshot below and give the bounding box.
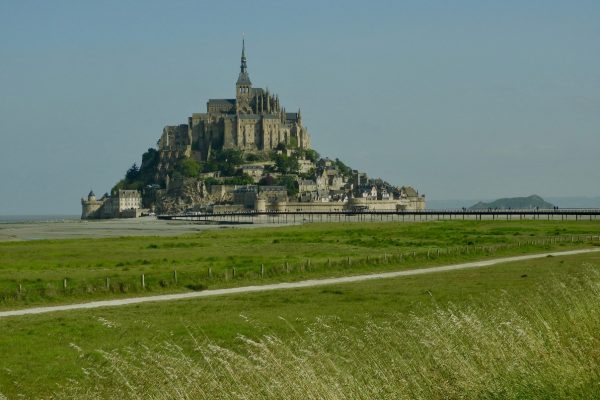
[0,251,599,398]
[0,220,599,309]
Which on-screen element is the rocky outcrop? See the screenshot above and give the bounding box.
[154,178,209,214]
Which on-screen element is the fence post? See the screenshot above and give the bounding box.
[208,267,212,278]
[173,270,178,284]
[106,277,110,290]
[18,283,22,295]
[347,257,351,266]
[63,278,67,290]
[261,264,264,278]
[141,274,145,289]
[328,258,331,267]
[232,267,236,278]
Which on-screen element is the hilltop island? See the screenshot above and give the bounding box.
[82,42,425,219]
[469,195,555,210]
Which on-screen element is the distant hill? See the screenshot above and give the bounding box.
[469,195,555,210]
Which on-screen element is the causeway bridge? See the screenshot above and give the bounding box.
[158,209,600,225]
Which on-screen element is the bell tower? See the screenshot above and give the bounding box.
[236,39,252,114]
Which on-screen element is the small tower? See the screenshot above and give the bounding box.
[236,38,252,114]
[81,190,102,219]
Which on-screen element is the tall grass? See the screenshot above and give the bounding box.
[58,268,600,399]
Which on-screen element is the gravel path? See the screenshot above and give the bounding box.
[1,248,598,319]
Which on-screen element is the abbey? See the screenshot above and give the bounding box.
[82,41,426,219]
[157,41,311,179]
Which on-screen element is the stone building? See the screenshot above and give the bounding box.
[156,40,311,181]
[81,189,143,219]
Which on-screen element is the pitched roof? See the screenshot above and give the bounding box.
[208,99,235,105]
[285,113,299,121]
[236,72,252,86]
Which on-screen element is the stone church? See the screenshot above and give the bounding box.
[157,41,311,179]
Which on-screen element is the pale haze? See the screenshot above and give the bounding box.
[1,0,599,215]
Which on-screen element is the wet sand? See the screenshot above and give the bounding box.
[0,217,270,241]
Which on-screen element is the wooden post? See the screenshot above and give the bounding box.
[384,253,387,262]
[427,250,430,258]
[173,270,178,284]
[286,262,290,273]
[141,274,145,289]
[18,283,22,294]
[63,278,67,290]
[106,277,110,290]
[208,267,212,278]
[328,258,331,267]
[437,249,440,257]
[232,267,236,278]
[347,257,351,266]
[307,259,311,269]
[261,264,264,278]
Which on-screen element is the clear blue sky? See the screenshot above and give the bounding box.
[1,0,599,214]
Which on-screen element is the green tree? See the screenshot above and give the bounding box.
[176,158,201,178]
[304,149,320,163]
[273,153,300,174]
[287,154,300,174]
[334,158,353,178]
[204,149,244,176]
[139,148,159,184]
[275,142,287,151]
[259,175,276,186]
[125,163,140,181]
[277,175,299,197]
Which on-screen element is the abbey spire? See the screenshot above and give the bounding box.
[240,38,247,74]
[236,39,251,87]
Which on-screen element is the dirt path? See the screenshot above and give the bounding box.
[1,248,598,319]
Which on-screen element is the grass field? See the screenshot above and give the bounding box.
[0,252,599,398]
[58,262,600,399]
[1,220,599,309]
[1,220,600,398]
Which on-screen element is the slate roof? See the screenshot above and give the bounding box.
[208,99,236,105]
[236,72,252,86]
[285,113,299,121]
